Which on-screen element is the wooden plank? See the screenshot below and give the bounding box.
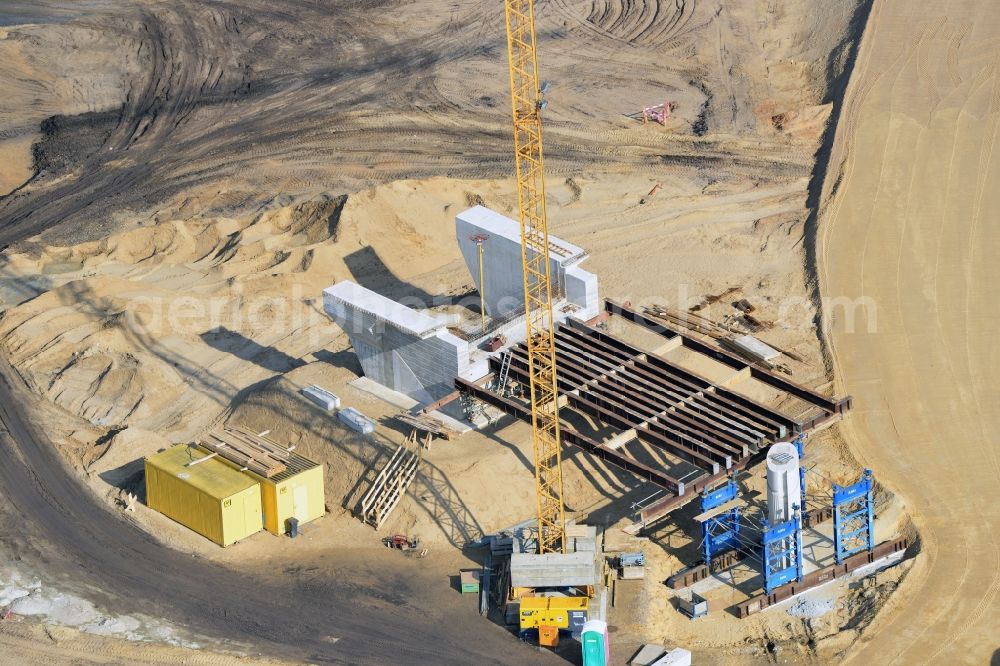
[360,443,421,527]
[203,427,292,477]
[371,454,419,528]
[692,498,745,523]
[201,437,274,476]
[360,447,407,516]
[199,435,281,477]
[394,413,459,439]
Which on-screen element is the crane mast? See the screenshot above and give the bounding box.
[503,0,566,554]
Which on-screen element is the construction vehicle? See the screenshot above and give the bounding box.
[503,0,566,555]
[383,534,420,551]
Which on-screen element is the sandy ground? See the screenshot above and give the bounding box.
[0,0,862,247]
[818,0,1000,663]
[0,15,136,195]
[0,0,941,663]
[0,167,909,662]
[0,621,285,666]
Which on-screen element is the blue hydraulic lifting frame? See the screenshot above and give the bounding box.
[761,510,803,595]
[833,469,875,564]
[700,478,741,564]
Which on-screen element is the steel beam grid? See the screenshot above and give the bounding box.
[550,336,753,455]
[461,312,853,527]
[497,322,789,468]
[547,326,771,441]
[557,322,780,438]
[562,319,796,436]
[605,300,853,429]
[498,343,732,471]
[548,346,745,459]
[454,376,686,493]
[498,350,724,472]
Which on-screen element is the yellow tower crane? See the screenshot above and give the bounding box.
[503,0,566,554]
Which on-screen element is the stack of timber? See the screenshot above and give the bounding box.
[199,427,292,478]
[359,442,421,528]
[645,304,793,374]
[644,304,728,338]
[395,412,459,440]
[689,287,740,312]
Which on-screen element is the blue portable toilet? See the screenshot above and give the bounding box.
[581,619,609,666]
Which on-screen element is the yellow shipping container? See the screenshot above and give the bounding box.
[145,444,263,547]
[220,451,325,535]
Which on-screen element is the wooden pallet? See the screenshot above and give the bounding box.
[394,412,459,440]
[198,426,292,478]
[359,440,421,528]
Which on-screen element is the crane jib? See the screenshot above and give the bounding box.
[503,0,567,555]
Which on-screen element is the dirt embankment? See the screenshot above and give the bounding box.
[817,0,1000,662]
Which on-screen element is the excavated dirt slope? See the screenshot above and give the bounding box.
[818,0,1000,662]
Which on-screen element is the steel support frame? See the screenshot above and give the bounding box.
[605,300,853,428]
[667,504,836,589]
[701,479,742,564]
[833,469,875,564]
[761,514,803,595]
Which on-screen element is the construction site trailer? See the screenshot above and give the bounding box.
[221,449,326,535]
[144,444,263,547]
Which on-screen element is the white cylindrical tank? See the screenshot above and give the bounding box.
[766,442,801,524]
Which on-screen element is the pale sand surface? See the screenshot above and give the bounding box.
[819,1,1000,663]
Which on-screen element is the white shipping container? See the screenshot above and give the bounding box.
[338,407,375,434]
[301,385,341,411]
[652,648,692,666]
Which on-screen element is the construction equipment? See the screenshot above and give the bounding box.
[382,534,427,558]
[503,0,566,554]
[641,101,675,125]
[383,534,419,550]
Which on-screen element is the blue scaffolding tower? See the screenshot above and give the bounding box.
[761,509,803,595]
[833,469,875,564]
[700,479,741,564]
